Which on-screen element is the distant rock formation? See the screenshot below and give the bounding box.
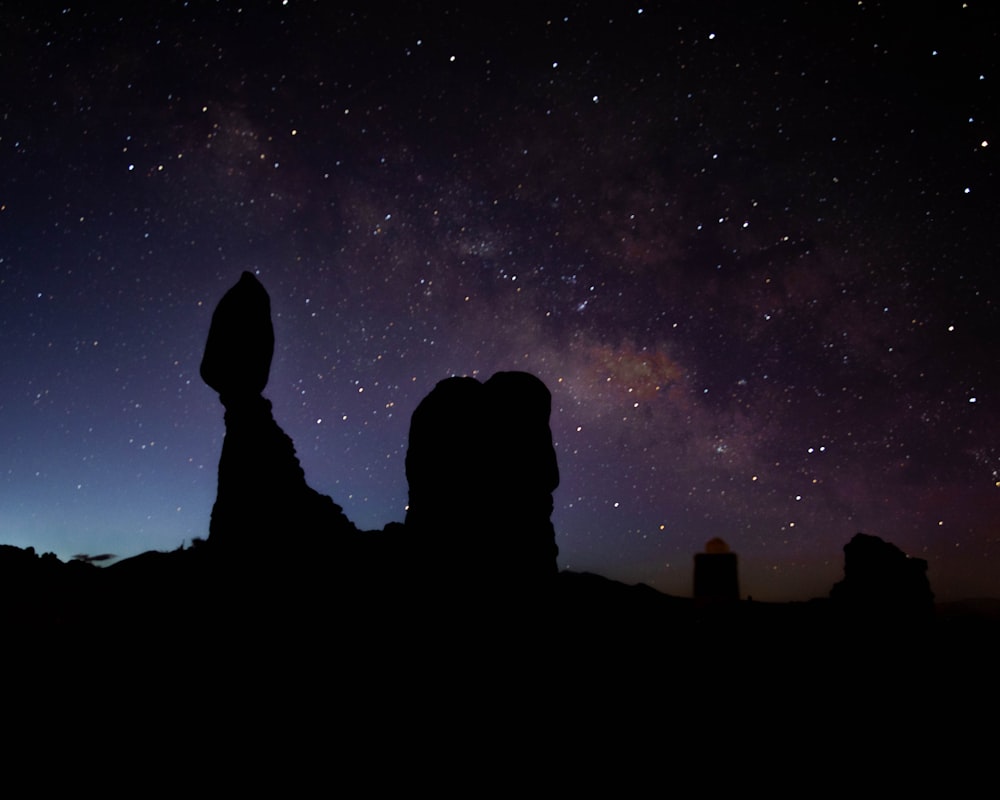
[693,537,739,604]
[830,533,933,618]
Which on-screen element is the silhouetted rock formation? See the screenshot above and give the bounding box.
[830,532,934,619]
[693,537,739,604]
[404,371,560,601]
[198,272,561,623]
[200,272,357,573]
[12,273,1000,735]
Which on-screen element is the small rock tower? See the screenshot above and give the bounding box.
[693,537,739,603]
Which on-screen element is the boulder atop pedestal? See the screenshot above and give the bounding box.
[200,271,274,400]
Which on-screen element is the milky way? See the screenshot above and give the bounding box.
[1,2,997,600]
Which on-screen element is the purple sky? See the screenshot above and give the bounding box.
[1,1,997,601]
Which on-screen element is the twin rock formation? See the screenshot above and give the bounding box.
[200,271,559,604]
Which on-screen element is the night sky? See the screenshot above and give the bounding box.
[2,1,997,601]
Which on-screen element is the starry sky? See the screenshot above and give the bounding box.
[2,1,997,601]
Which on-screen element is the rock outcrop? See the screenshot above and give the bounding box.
[200,272,357,569]
[404,371,560,598]
[830,532,934,619]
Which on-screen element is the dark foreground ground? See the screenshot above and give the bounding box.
[2,542,996,778]
[4,542,995,675]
